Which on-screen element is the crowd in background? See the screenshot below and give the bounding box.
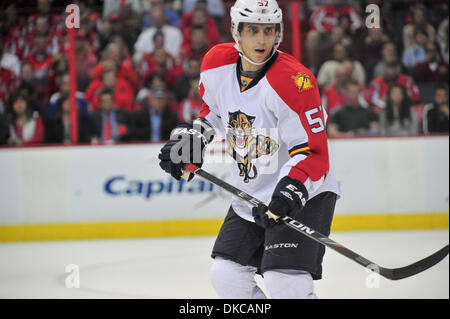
[0,0,448,147]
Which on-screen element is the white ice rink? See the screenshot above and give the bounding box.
[0,229,448,299]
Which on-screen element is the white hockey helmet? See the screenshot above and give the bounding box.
[230,0,284,65]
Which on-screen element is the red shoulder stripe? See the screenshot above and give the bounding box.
[201,43,239,73]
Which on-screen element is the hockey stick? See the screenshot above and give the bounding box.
[182,163,449,280]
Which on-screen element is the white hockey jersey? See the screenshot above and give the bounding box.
[197,43,340,222]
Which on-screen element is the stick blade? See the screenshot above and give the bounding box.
[380,245,449,280]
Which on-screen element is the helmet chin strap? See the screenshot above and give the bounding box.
[234,43,277,67]
[239,49,274,66]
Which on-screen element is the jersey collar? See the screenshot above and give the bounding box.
[236,51,279,93]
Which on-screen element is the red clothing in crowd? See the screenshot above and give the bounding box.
[84,78,136,112]
[368,74,421,112]
[137,53,183,88]
[11,116,44,145]
[309,4,363,32]
[4,22,28,59]
[23,51,54,80]
[322,82,368,116]
[90,57,137,88]
[179,43,214,66]
[413,61,449,83]
[23,51,54,103]
[23,30,62,56]
[75,51,98,80]
[0,67,18,112]
[180,12,220,51]
[321,83,347,115]
[86,58,137,112]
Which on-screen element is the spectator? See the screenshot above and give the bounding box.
[7,94,44,146]
[23,33,54,104]
[0,35,19,113]
[0,112,10,145]
[321,64,349,116]
[2,4,25,58]
[134,5,183,62]
[142,0,180,28]
[422,84,449,134]
[316,25,350,68]
[48,73,89,117]
[437,17,449,64]
[321,63,367,116]
[136,72,167,104]
[379,84,419,136]
[368,62,421,112]
[306,0,363,70]
[147,47,183,89]
[135,70,179,112]
[173,57,201,103]
[178,77,202,123]
[77,6,102,57]
[47,53,69,96]
[24,15,62,56]
[44,95,93,144]
[87,42,137,112]
[91,89,133,144]
[132,86,179,141]
[180,25,213,66]
[99,12,139,55]
[180,3,220,53]
[102,0,143,20]
[402,4,436,50]
[15,82,47,121]
[137,34,182,88]
[92,42,137,90]
[327,82,379,138]
[85,65,136,113]
[19,62,35,86]
[183,0,226,34]
[335,13,359,45]
[373,41,401,79]
[74,33,98,92]
[413,41,449,83]
[0,36,20,78]
[0,64,18,114]
[402,27,428,72]
[309,0,363,33]
[317,43,365,89]
[359,27,391,81]
[26,0,61,35]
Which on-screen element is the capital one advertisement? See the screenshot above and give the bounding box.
[0,137,448,225]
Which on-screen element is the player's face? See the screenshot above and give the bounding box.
[237,23,277,69]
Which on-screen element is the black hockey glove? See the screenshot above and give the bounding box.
[252,176,308,228]
[158,122,213,181]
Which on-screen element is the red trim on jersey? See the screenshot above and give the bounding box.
[199,82,205,99]
[266,52,330,184]
[200,43,239,73]
[197,102,211,119]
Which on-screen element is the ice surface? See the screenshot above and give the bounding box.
[0,230,448,299]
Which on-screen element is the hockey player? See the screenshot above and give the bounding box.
[158,0,340,299]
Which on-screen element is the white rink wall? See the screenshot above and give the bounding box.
[0,136,448,236]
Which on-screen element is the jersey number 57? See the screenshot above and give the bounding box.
[257,0,269,7]
[305,106,325,134]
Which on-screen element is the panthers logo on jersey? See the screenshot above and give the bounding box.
[291,72,314,92]
[226,110,279,183]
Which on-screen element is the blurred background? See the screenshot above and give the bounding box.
[0,0,448,299]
